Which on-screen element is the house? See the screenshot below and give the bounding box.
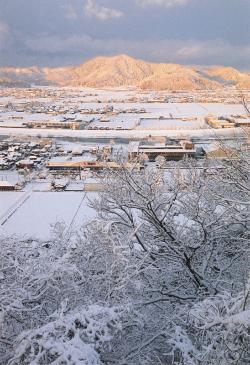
[234,118,250,127]
[83,178,105,192]
[51,179,69,191]
[0,181,15,191]
[205,116,235,129]
[16,159,35,169]
[72,147,84,156]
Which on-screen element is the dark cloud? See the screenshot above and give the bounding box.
[0,0,249,68]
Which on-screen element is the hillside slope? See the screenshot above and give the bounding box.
[204,66,250,89]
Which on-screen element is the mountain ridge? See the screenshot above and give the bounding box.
[1,54,250,90]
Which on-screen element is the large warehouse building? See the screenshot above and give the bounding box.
[128,140,197,161]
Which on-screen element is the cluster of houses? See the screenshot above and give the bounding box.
[2,90,146,120]
[2,97,147,131]
[46,143,117,176]
[46,138,206,177]
[156,89,250,104]
[22,117,136,131]
[53,144,113,159]
[0,137,54,171]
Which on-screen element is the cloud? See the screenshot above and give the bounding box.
[65,3,78,20]
[137,0,190,7]
[84,0,123,20]
[0,21,9,50]
[23,33,250,69]
[0,21,9,38]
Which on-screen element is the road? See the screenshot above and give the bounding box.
[0,126,245,141]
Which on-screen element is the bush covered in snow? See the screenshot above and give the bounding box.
[9,306,121,365]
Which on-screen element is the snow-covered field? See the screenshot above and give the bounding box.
[138,117,204,130]
[70,102,245,117]
[0,191,96,239]
[0,192,23,218]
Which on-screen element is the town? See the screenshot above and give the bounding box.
[1,85,249,239]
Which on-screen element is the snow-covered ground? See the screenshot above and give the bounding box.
[0,192,24,218]
[138,117,204,130]
[0,102,247,130]
[0,191,96,239]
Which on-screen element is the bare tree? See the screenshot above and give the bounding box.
[88,154,250,363]
[240,89,250,116]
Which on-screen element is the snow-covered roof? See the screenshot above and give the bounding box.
[17,159,34,164]
[0,180,14,187]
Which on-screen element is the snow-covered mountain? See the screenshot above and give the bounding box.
[1,54,249,90]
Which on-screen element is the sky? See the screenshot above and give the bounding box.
[0,0,250,69]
